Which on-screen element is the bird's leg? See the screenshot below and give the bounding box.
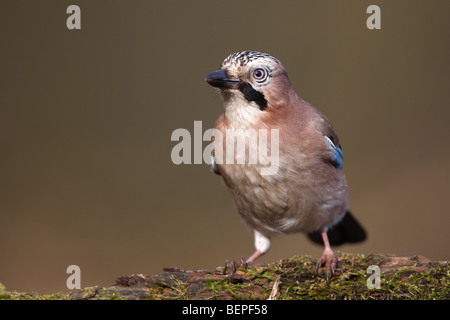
[245,230,271,264]
[222,230,271,275]
[315,229,337,282]
[245,250,264,264]
[222,256,250,277]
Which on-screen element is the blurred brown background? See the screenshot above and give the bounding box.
[0,1,448,294]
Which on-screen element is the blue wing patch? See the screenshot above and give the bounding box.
[324,136,343,169]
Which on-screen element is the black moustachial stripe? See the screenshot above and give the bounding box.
[238,82,267,111]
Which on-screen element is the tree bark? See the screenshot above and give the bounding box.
[66,253,448,300]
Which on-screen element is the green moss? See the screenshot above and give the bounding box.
[0,283,72,300]
[201,253,449,300]
[1,254,448,300]
[166,275,189,300]
[95,288,122,300]
[204,277,254,299]
[147,285,165,300]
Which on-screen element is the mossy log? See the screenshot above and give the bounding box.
[1,253,448,300]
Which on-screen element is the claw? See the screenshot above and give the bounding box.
[316,248,337,283]
[240,256,248,269]
[223,260,229,275]
[223,259,237,277]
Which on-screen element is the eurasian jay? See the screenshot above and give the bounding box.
[205,51,366,281]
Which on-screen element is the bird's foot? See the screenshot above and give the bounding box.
[223,257,248,277]
[315,248,337,283]
[222,249,265,277]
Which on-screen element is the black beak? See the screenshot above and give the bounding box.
[205,69,241,89]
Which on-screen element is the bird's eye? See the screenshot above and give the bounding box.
[252,68,268,82]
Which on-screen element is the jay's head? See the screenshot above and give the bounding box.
[205,51,293,123]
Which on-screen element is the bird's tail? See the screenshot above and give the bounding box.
[307,210,367,246]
